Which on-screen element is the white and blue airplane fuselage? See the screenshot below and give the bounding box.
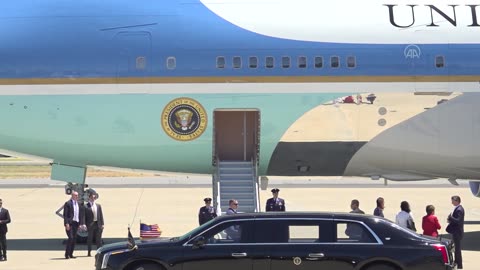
[1,0,480,195]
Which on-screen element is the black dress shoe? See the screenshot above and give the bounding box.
[65,255,69,259]
[69,255,76,259]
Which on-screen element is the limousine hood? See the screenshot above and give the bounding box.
[98,237,175,254]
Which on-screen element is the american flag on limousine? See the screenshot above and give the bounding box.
[140,223,162,239]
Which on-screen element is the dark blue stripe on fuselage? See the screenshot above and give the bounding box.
[0,0,479,80]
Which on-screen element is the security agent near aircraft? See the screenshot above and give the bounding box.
[1,0,480,203]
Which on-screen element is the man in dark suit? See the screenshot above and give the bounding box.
[198,197,217,225]
[446,195,465,269]
[0,198,11,261]
[85,193,104,257]
[373,197,385,217]
[266,188,286,212]
[63,191,85,259]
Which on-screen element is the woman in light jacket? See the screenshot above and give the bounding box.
[396,201,417,232]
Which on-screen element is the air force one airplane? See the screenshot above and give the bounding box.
[2,0,480,198]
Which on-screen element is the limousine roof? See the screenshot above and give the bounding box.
[215,211,382,222]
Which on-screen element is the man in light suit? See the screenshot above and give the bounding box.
[63,191,85,259]
[446,195,465,269]
[0,198,11,261]
[266,188,286,212]
[85,193,104,257]
[226,199,238,215]
[225,199,240,241]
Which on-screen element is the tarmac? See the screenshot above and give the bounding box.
[0,176,478,270]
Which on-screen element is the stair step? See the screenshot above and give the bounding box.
[220,195,256,201]
[219,160,251,164]
[218,169,254,176]
[219,177,253,182]
[220,206,256,211]
[216,159,259,213]
[219,163,252,168]
[219,169,254,174]
[219,179,254,184]
[220,206,256,212]
[220,186,255,191]
[222,200,255,205]
[220,189,255,194]
[219,166,253,170]
[220,182,255,187]
[219,173,254,177]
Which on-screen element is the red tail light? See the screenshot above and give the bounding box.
[431,244,449,264]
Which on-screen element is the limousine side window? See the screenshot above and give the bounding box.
[337,222,376,243]
[289,225,320,243]
[253,220,334,243]
[196,221,251,244]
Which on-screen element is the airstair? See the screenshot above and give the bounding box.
[212,110,261,215]
[213,160,260,213]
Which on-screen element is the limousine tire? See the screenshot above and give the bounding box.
[364,263,398,270]
[128,262,163,270]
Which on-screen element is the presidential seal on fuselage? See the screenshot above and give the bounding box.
[161,97,207,141]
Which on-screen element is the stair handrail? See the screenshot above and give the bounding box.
[252,158,261,212]
[214,156,222,216]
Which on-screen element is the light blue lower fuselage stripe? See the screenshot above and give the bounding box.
[0,93,348,174]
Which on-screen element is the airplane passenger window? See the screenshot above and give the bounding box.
[314,56,323,68]
[347,56,356,68]
[249,57,258,68]
[233,56,242,69]
[136,56,146,70]
[282,56,290,68]
[166,57,176,70]
[331,56,339,68]
[298,56,307,68]
[435,56,445,68]
[266,57,274,69]
[216,57,226,69]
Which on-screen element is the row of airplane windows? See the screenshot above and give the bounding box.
[141,56,446,70]
[216,56,354,69]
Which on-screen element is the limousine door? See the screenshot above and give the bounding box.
[180,220,268,270]
[254,219,341,270]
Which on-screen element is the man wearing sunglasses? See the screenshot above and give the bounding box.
[226,199,238,215]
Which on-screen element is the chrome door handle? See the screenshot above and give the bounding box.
[308,253,325,258]
[232,253,247,257]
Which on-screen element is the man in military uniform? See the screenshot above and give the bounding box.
[198,198,217,225]
[266,188,286,212]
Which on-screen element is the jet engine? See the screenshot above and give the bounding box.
[469,181,480,197]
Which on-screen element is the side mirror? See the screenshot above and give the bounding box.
[192,236,206,249]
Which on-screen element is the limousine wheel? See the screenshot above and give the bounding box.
[364,263,398,270]
[130,263,163,270]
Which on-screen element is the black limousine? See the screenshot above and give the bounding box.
[95,212,456,270]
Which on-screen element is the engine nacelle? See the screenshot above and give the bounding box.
[469,181,480,197]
